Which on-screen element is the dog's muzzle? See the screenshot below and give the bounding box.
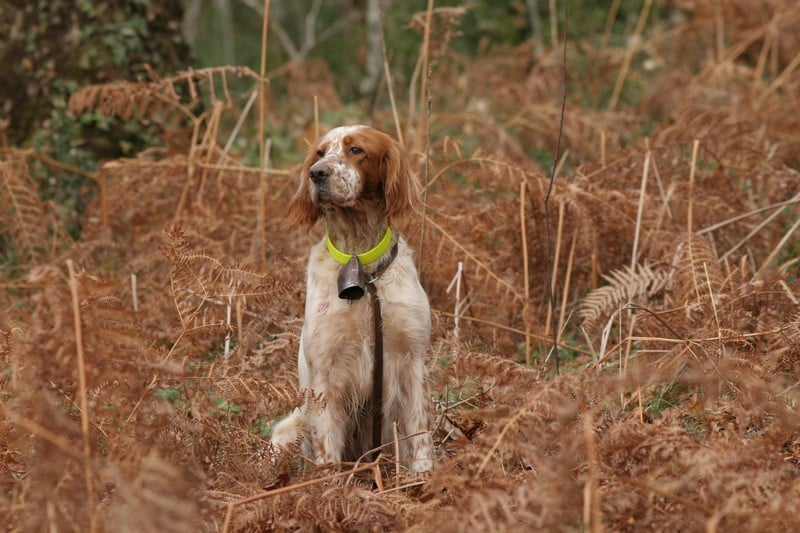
[337,255,367,300]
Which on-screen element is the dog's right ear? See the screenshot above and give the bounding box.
[286,151,321,227]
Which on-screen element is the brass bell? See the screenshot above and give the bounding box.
[337,255,367,300]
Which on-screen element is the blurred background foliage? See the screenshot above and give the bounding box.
[0,0,667,238]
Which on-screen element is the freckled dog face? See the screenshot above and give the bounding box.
[307,125,372,208]
[287,124,418,227]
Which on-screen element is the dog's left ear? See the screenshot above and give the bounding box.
[382,140,421,223]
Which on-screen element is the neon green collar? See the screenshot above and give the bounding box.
[326,226,393,265]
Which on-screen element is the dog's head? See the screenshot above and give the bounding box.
[287,125,420,226]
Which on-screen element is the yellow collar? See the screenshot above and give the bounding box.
[326,226,393,265]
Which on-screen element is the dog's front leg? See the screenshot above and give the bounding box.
[401,357,435,473]
[309,378,348,466]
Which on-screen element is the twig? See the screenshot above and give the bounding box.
[582,410,602,533]
[701,193,800,235]
[599,130,607,167]
[758,42,800,104]
[220,88,258,163]
[622,310,638,375]
[600,0,621,51]
[66,259,96,533]
[754,14,779,83]
[393,421,401,489]
[18,149,99,181]
[545,200,565,353]
[224,275,234,359]
[608,0,652,111]
[713,0,725,63]
[417,0,435,277]
[543,0,568,373]
[631,150,651,269]
[378,5,403,146]
[719,191,800,261]
[255,138,272,262]
[687,139,699,234]
[445,261,464,348]
[756,214,800,278]
[704,262,721,339]
[131,273,138,312]
[257,0,271,270]
[520,181,532,364]
[556,231,578,350]
[173,114,203,222]
[525,0,544,56]
[377,480,428,494]
[195,101,224,204]
[416,0,435,150]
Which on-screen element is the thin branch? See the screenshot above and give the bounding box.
[257,0,271,269]
[544,0,568,374]
[608,0,652,111]
[66,259,96,533]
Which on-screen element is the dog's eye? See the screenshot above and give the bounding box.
[348,146,364,156]
[316,149,325,158]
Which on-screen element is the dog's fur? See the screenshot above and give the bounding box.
[271,125,434,473]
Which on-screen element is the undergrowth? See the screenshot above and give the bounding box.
[2,1,800,531]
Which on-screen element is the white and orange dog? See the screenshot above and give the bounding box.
[271,125,434,473]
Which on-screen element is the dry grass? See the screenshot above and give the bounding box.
[3,2,800,531]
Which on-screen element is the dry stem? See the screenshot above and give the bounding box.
[66,259,96,533]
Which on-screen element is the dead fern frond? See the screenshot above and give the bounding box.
[69,66,261,124]
[409,7,467,62]
[580,262,670,327]
[666,232,724,309]
[161,227,290,336]
[424,215,523,305]
[0,157,50,263]
[453,352,542,388]
[107,449,200,532]
[82,295,144,352]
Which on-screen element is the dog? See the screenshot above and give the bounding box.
[271,125,434,473]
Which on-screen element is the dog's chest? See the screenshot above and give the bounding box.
[301,239,429,364]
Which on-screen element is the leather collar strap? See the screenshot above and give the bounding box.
[367,282,384,460]
[365,241,398,459]
[326,226,393,265]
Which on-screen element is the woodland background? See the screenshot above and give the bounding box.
[2,0,800,531]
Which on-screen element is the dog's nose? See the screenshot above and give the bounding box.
[310,162,329,184]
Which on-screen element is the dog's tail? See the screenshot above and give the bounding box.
[270,408,311,455]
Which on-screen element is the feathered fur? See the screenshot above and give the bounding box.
[272,125,434,473]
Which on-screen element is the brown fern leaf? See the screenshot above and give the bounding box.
[69,66,261,124]
[665,233,724,311]
[82,295,145,352]
[161,227,290,337]
[107,449,200,532]
[424,214,524,303]
[453,351,543,388]
[0,157,49,263]
[68,80,152,121]
[789,311,800,343]
[579,262,670,327]
[409,7,467,61]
